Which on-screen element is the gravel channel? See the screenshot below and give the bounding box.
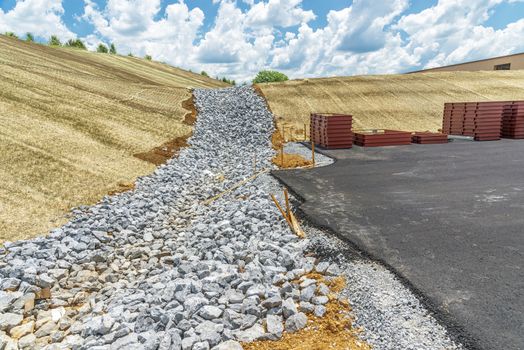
[0,86,462,350]
[0,87,344,350]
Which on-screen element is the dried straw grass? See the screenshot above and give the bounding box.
[258,70,524,140]
[0,35,227,242]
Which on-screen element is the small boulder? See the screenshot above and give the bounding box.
[285,313,307,333]
[211,340,244,350]
[265,314,283,340]
[281,298,297,319]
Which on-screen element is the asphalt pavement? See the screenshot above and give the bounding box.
[273,139,524,350]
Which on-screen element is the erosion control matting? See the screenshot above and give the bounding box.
[273,140,524,350]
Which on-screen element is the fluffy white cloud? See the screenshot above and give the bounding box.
[334,0,408,53]
[269,0,410,77]
[82,0,204,65]
[0,0,75,40]
[244,0,315,28]
[394,0,524,69]
[197,1,245,64]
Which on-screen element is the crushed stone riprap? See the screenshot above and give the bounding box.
[0,87,361,350]
[307,227,464,350]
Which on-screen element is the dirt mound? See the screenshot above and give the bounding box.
[134,135,191,166]
[273,153,312,169]
[182,95,198,126]
[243,276,370,350]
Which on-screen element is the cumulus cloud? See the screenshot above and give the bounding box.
[244,0,315,28]
[395,0,524,68]
[0,0,75,40]
[334,0,408,53]
[81,0,204,65]
[197,1,245,64]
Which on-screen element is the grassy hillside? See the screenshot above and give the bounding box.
[258,71,524,139]
[0,35,228,242]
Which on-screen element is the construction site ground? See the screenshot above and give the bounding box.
[273,139,524,350]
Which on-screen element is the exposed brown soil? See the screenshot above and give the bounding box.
[272,129,284,150]
[243,275,370,350]
[182,95,198,126]
[108,182,136,195]
[134,135,191,165]
[273,153,312,169]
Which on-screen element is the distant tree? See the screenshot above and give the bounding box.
[252,70,289,84]
[5,32,18,39]
[144,54,152,61]
[200,71,209,77]
[25,33,34,42]
[219,76,236,85]
[127,53,134,57]
[109,43,117,54]
[65,38,86,50]
[97,43,108,53]
[48,35,62,46]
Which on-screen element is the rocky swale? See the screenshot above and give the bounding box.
[0,87,344,350]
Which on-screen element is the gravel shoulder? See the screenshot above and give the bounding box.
[278,142,464,350]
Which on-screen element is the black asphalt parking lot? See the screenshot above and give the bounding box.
[274,140,524,350]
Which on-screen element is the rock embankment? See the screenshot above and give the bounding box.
[0,87,343,350]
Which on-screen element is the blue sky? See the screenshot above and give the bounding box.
[1,0,524,81]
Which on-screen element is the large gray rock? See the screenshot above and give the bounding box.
[199,305,223,320]
[285,313,308,333]
[0,313,23,331]
[110,333,139,350]
[266,314,283,340]
[281,298,297,319]
[211,340,243,350]
[18,333,36,349]
[234,324,265,342]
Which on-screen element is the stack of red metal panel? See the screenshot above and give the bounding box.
[442,103,466,135]
[310,113,353,149]
[501,102,524,139]
[464,102,504,141]
[443,102,504,141]
[353,130,411,147]
[411,132,448,144]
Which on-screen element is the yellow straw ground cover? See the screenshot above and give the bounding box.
[257,71,524,140]
[0,35,228,242]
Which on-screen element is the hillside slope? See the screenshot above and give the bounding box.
[0,35,228,242]
[258,71,524,138]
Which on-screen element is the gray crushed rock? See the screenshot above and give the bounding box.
[307,226,464,350]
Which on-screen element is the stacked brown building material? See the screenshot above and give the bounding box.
[353,130,411,147]
[501,102,524,139]
[443,102,504,141]
[411,132,448,144]
[310,113,353,149]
